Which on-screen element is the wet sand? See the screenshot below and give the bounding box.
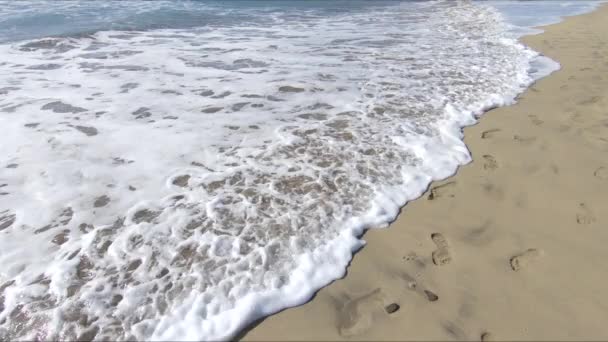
[244,3,608,341]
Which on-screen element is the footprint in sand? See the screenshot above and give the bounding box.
[580,126,608,150]
[513,135,537,145]
[528,114,544,126]
[427,181,456,201]
[576,202,596,225]
[482,155,498,171]
[338,288,387,337]
[577,95,603,106]
[481,331,495,341]
[510,248,544,271]
[431,233,452,266]
[481,128,501,139]
[594,166,608,180]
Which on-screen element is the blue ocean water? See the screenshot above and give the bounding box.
[0,0,602,44]
[0,1,602,341]
[0,1,409,43]
[486,0,603,34]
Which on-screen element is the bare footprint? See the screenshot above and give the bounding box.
[338,288,386,337]
[577,96,602,106]
[594,166,608,180]
[513,135,537,145]
[576,202,596,225]
[528,114,544,126]
[482,155,498,171]
[510,248,544,271]
[481,331,495,341]
[428,181,456,201]
[579,125,608,150]
[481,128,501,139]
[431,233,452,266]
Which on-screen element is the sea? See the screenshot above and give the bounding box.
[0,0,602,340]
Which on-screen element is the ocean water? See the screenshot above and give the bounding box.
[487,0,603,31]
[0,1,601,340]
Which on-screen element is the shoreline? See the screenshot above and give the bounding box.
[244,3,608,341]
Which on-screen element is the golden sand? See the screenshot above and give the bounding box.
[245,4,608,341]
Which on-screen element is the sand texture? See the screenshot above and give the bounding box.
[243,4,608,341]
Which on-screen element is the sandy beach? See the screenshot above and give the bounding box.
[244,4,608,341]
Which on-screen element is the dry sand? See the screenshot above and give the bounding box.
[244,4,608,341]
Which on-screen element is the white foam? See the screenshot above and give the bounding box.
[489,0,605,34]
[490,0,604,82]
[0,1,549,340]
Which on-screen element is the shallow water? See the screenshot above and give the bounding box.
[0,1,601,340]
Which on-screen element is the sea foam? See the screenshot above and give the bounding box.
[0,1,554,340]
